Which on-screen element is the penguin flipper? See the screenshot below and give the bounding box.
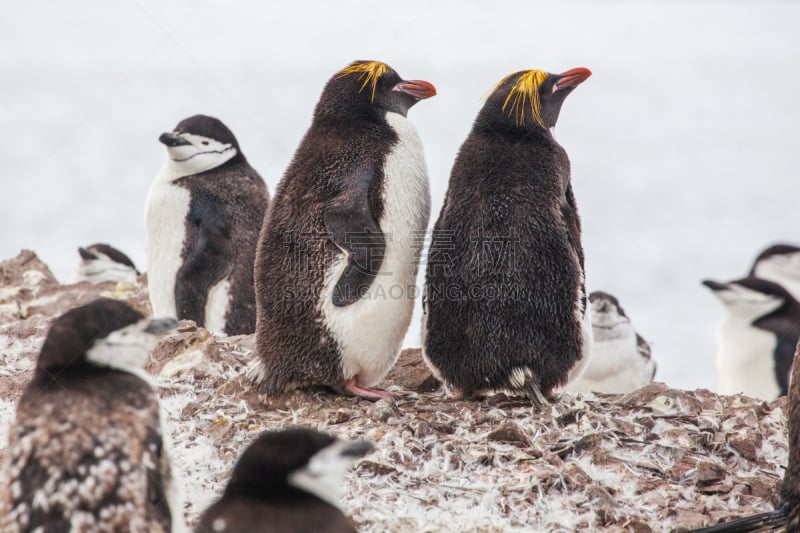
[773,335,796,396]
[637,333,653,362]
[323,169,385,307]
[753,314,799,396]
[175,199,232,325]
[562,183,587,313]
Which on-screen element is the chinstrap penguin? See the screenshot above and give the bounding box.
[146,114,269,336]
[688,341,800,532]
[196,428,373,533]
[566,291,655,394]
[421,67,593,406]
[69,242,140,284]
[703,276,800,400]
[749,243,800,302]
[251,60,436,399]
[0,298,184,532]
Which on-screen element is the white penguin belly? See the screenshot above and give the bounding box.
[145,169,190,319]
[205,278,231,335]
[567,329,653,394]
[716,317,780,400]
[320,112,430,386]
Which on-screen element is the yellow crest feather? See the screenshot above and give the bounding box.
[493,70,549,127]
[336,61,392,103]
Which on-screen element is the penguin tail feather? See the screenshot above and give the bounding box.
[246,357,266,384]
[245,356,296,396]
[523,379,549,410]
[247,357,284,396]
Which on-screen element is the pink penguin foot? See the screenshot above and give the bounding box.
[344,378,391,400]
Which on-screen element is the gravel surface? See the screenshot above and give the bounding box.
[0,250,788,532]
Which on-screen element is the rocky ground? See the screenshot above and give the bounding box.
[0,250,789,532]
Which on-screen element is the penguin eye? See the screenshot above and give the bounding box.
[201,141,209,146]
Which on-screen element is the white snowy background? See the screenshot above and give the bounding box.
[2,1,798,392]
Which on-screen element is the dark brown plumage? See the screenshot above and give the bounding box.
[0,299,180,532]
[422,68,591,405]
[252,60,435,398]
[147,114,269,336]
[196,428,372,533]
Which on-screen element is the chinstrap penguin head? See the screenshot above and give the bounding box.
[225,428,373,508]
[73,243,140,283]
[316,60,436,119]
[159,114,244,176]
[589,291,635,342]
[702,277,788,320]
[480,67,591,130]
[35,298,177,379]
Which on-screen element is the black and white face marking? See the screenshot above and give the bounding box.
[70,244,140,284]
[703,280,785,320]
[85,317,177,378]
[287,438,374,508]
[74,250,137,283]
[79,246,98,261]
[589,292,634,342]
[157,114,242,179]
[159,131,237,176]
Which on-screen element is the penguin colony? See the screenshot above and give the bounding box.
[2,58,798,530]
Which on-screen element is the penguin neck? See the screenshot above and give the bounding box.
[314,104,388,131]
[722,310,764,331]
[157,149,241,182]
[753,299,795,327]
[477,118,558,144]
[29,363,124,391]
[591,319,634,343]
[223,479,322,505]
